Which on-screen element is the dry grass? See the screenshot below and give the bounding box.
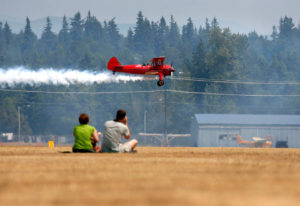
[0,146,299,206]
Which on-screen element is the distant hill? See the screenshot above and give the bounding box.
[0,15,133,37]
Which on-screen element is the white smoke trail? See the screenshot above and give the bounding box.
[0,67,144,87]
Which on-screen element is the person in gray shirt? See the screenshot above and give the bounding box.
[101,110,138,153]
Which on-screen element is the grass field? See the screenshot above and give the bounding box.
[0,146,299,206]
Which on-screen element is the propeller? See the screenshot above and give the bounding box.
[169,61,175,78]
[171,70,174,78]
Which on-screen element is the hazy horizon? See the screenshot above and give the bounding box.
[1,0,300,35]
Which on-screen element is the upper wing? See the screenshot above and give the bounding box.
[150,57,165,67]
[252,137,267,143]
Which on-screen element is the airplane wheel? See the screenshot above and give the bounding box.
[157,80,164,86]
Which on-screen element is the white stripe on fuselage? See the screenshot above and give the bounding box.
[145,71,159,75]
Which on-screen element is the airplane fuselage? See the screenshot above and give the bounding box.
[107,56,175,86]
[112,64,174,76]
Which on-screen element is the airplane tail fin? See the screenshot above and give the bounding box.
[235,134,243,144]
[107,57,121,71]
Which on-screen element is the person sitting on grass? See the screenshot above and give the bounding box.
[101,109,138,153]
[73,113,101,153]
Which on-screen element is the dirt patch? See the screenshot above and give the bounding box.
[0,146,299,206]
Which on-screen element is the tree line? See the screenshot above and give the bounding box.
[1,11,300,80]
[1,11,300,141]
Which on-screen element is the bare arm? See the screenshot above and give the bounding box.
[124,117,131,139]
[91,129,99,143]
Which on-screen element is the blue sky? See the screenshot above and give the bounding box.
[1,0,299,35]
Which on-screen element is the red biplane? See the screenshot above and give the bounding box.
[107,56,175,86]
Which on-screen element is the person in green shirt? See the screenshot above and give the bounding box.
[73,113,101,153]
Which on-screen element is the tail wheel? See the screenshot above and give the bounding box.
[157,80,164,86]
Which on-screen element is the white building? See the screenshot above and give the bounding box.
[191,114,300,148]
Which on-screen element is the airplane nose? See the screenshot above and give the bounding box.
[170,67,175,78]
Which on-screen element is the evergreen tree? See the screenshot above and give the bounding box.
[40,17,57,50]
[192,39,207,78]
[106,18,121,48]
[0,22,3,65]
[182,17,195,44]
[84,11,103,41]
[70,12,84,41]
[21,17,37,51]
[21,17,37,66]
[126,28,134,50]
[0,97,19,133]
[154,17,169,55]
[167,15,180,47]
[205,18,210,31]
[142,18,154,54]
[2,22,18,66]
[58,15,70,45]
[271,25,278,40]
[3,22,13,47]
[159,17,169,37]
[181,18,196,59]
[279,16,296,39]
[151,21,160,55]
[198,18,211,46]
[56,15,71,67]
[84,10,93,35]
[133,11,148,53]
[69,12,85,67]
[211,17,219,29]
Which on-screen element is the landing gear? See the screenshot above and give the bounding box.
[157,73,164,86]
[157,80,164,86]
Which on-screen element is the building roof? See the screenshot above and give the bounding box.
[194,114,300,126]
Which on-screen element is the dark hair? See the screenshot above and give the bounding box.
[115,109,126,121]
[79,113,89,124]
